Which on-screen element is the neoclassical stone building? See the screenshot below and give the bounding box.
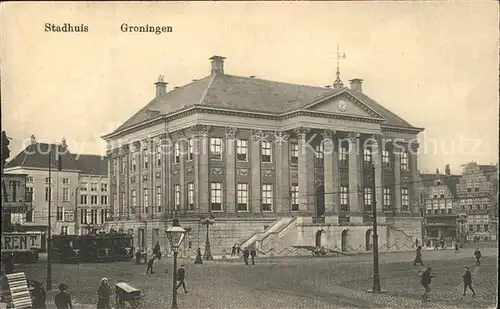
[103,55,423,255]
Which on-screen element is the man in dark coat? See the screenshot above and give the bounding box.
[474,248,482,266]
[176,264,188,293]
[31,281,47,309]
[250,248,257,266]
[54,283,73,309]
[231,244,237,257]
[420,267,435,302]
[146,256,156,274]
[242,247,250,266]
[462,266,475,297]
[153,241,161,259]
[413,246,424,266]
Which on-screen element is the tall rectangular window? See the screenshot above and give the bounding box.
[290,143,299,164]
[261,184,273,212]
[44,187,53,202]
[210,138,222,160]
[340,186,349,211]
[132,156,136,172]
[155,145,162,166]
[383,188,391,210]
[143,188,149,213]
[100,209,106,224]
[143,150,148,169]
[236,139,248,161]
[174,184,180,212]
[401,151,409,170]
[131,190,137,208]
[382,150,390,168]
[261,141,272,163]
[339,145,348,166]
[26,187,34,203]
[80,194,88,205]
[210,182,222,211]
[188,139,194,161]
[91,209,98,224]
[100,195,107,205]
[156,186,162,213]
[237,183,248,211]
[91,195,98,205]
[363,148,372,164]
[291,184,299,211]
[363,187,372,211]
[315,144,324,159]
[80,209,88,224]
[174,142,181,163]
[56,207,64,221]
[401,188,409,211]
[63,188,69,202]
[187,183,194,211]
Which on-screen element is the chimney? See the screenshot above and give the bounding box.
[349,78,363,93]
[209,55,226,75]
[30,134,36,145]
[445,164,451,176]
[154,75,168,97]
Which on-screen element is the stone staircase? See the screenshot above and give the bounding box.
[387,224,414,249]
[239,217,295,249]
[257,217,298,252]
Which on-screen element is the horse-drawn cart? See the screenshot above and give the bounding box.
[115,282,141,309]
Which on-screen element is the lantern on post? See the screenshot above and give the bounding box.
[165,218,186,309]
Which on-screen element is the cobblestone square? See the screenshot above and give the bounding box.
[14,248,497,309]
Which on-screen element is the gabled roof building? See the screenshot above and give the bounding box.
[102,55,424,255]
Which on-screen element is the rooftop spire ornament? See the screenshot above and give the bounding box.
[332,45,346,89]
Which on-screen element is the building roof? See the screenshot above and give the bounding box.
[72,154,108,176]
[5,142,107,176]
[114,72,417,134]
[419,173,461,196]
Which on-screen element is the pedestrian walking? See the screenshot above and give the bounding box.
[413,245,424,266]
[194,247,203,264]
[31,281,47,309]
[153,241,161,259]
[419,267,435,302]
[236,244,241,256]
[97,278,112,309]
[474,248,482,266]
[454,240,459,253]
[135,249,142,264]
[231,244,237,257]
[54,283,73,309]
[176,264,188,293]
[250,248,257,266]
[242,247,250,266]
[146,256,156,274]
[462,266,475,297]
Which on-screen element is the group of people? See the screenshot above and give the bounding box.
[231,244,257,266]
[29,280,73,309]
[416,247,483,302]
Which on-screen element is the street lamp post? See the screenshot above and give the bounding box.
[165,218,186,309]
[367,163,387,294]
[199,215,215,260]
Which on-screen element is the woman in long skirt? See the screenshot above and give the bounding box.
[413,245,424,266]
[97,278,112,309]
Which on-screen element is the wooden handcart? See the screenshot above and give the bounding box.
[115,282,141,309]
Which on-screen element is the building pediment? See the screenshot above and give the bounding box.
[302,90,384,120]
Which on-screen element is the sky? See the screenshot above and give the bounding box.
[1,1,498,174]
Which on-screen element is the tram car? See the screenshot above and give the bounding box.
[51,233,134,263]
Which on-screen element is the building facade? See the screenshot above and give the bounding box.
[419,166,461,247]
[4,137,109,240]
[103,55,424,255]
[456,162,498,241]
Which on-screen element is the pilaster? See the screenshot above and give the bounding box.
[323,130,339,224]
[275,131,289,215]
[122,144,130,219]
[133,141,142,217]
[191,128,200,214]
[410,142,420,214]
[149,139,154,216]
[179,133,186,214]
[394,149,402,213]
[198,125,211,214]
[251,129,262,214]
[159,133,169,217]
[295,127,312,214]
[225,127,237,214]
[372,135,383,213]
[347,132,361,214]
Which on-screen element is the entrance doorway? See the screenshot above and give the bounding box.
[365,229,373,251]
[315,230,325,247]
[341,229,350,252]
